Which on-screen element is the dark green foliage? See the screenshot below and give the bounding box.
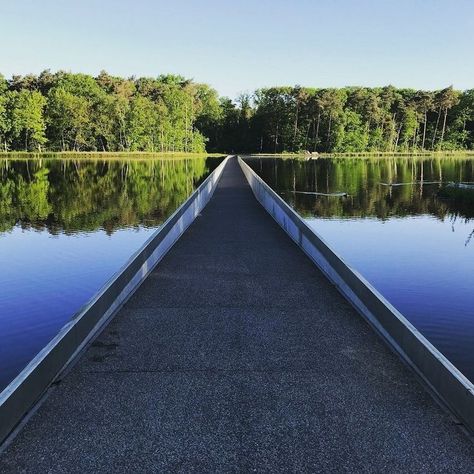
[438,185,474,218]
[0,71,473,153]
[212,86,473,153]
[0,70,214,152]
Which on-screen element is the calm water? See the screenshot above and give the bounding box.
[245,156,474,382]
[0,156,222,392]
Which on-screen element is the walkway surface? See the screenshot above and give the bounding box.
[1,157,474,473]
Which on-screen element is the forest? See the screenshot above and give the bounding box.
[0,70,473,153]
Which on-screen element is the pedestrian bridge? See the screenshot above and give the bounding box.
[1,157,474,472]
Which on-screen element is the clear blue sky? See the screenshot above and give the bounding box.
[1,0,473,98]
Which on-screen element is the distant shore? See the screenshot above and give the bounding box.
[1,150,474,161]
[240,151,474,159]
[0,152,226,161]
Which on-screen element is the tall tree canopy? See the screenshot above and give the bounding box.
[0,70,473,153]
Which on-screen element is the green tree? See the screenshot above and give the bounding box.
[8,90,47,151]
[412,91,433,150]
[125,95,160,151]
[1,70,474,153]
[0,74,8,151]
[47,87,91,150]
[335,110,368,152]
[399,107,418,150]
[318,89,346,151]
[431,86,460,149]
[438,86,460,148]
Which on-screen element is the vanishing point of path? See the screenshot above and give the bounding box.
[1,157,474,472]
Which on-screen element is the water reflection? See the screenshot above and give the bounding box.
[0,157,220,234]
[245,156,474,381]
[0,156,222,392]
[247,156,474,221]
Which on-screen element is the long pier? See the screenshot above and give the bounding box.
[1,157,474,471]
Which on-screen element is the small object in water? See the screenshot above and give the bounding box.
[287,190,347,197]
[304,151,319,160]
[445,182,474,189]
[457,183,474,189]
[380,181,442,187]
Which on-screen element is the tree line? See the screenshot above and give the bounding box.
[209,86,474,153]
[0,71,221,153]
[0,70,473,153]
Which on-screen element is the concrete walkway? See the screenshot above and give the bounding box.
[1,158,474,473]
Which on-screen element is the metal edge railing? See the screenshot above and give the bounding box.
[0,155,231,445]
[238,156,474,434]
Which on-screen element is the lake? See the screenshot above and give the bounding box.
[244,155,474,382]
[0,156,223,392]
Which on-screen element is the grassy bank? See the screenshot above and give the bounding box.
[0,151,226,161]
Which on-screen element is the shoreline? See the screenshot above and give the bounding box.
[242,151,474,159]
[0,152,225,161]
[0,150,474,161]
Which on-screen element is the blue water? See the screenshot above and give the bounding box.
[0,226,157,388]
[306,216,474,379]
[0,157,221,392]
